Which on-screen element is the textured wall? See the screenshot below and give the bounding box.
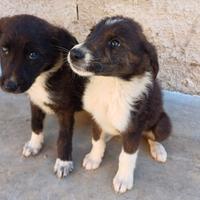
[0,0,200,95]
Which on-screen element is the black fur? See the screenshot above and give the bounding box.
[0,14,86,177]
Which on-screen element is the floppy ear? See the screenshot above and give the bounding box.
[143,41,159,79]
[86,26,95,39]
[52,27,78,51]
[0,17,10,36]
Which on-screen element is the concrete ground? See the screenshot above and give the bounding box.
[0,91,200,200]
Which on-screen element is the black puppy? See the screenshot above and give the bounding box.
[0,14,85,178]
[68,16,172,193]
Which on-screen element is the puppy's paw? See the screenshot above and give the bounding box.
[22,133,44,157]
[54,158,74,178]
[113,171,133,194]
[22,141,42,157]
[83,153,102,170]
[148,139,167,163]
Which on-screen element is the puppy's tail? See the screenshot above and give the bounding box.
[151,112,172,142]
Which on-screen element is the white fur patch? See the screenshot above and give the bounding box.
[27,59,62,114]
[27,73,53,114]
[83,137,106,170]
[83,72,152,135]
[113,149,138,193]
[22,131,44,157]
[54,158,74,178]
[105,18,124,25]
[148,139,167,162]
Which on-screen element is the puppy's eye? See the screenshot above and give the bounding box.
[28,52,40,60]
[1,47,9,55]
[108,39,120,48]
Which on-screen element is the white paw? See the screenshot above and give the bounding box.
[54,158,74,178]
[83,153,102,170]
[22,141,42,157]
[22,132,44,157]
[148,139,167,163]
[113,171,133,194]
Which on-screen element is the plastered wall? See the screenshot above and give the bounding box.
[0,0,200,94]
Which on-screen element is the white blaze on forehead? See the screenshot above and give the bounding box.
[105,18,124,25]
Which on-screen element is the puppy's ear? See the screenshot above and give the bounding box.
[86,26,95,39]
[143,41,159,79]
[85,21,98,40]
[0,17,10,36]
[52,27,78,51]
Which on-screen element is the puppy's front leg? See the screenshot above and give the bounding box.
[83,120,106,170]
[22,102,45,157]
[113,129,141,194]
[54,111,74,178]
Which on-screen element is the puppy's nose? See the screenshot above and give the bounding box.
[70,48,85,61]
[4,79,18,92]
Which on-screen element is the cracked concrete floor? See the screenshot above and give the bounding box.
[0,91,200,200]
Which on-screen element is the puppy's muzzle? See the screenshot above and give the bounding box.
[2,78,19,93]
[70,48,85,62]
[68,45,94,77]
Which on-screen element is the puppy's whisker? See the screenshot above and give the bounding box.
[54,45,70,53]
[91,58,101,62]
[54,45,69,50]
[56,49,69,54]
[91,61,104,66]
[63,60,69,64]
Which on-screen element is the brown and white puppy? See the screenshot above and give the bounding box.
[68,16,172,193]
[0,14,86,178]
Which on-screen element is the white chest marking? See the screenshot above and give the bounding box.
[27,59,62,114]
[83,73,152,134]
[27,72,54,114]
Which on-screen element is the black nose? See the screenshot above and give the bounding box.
[3,79,18,92]
[70,48,85,61]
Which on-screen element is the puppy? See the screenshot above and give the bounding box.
[0,14,86,178]
[68,16,172,193]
